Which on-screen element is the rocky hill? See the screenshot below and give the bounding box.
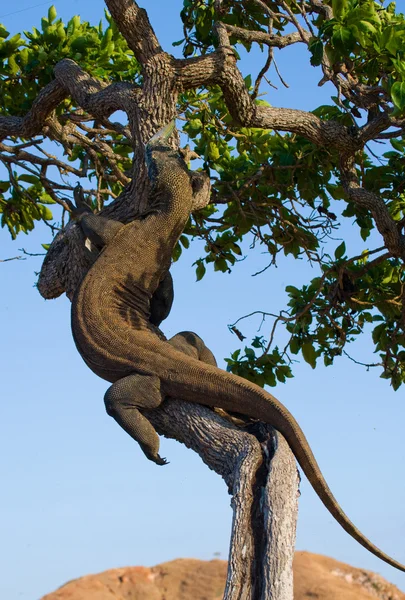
[41,551,405,600]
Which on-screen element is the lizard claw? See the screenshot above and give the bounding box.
[68,183,94,220]
[144,450,169,465]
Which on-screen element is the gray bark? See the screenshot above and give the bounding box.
[145,401,299,600]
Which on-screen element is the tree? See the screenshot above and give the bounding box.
[1,1,405,598]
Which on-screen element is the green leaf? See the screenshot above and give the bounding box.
[40,193,56,204]
[286,285,300,297]
[264,370,276,387]
[332,0,348,20]
[184,42,194,57]
[100,28,112,50]
[19,48,29,67]
[332,25,354,51]
[383,150,400,159]
[372,323,386,344]
[302,342,317,369]
[0,25,10,39]
[245,347,255,360]
[391,82,405,111]
[381,25,402,56]
[381,266,394,284]
[7,33,24,52]
[334,241,346,260]
[8,55,19,75]
[392,375,402,391]
[41,243,51,250]
[257,354,274,367]
[48,5,57,23]
[40,205,53,220]
[360,227,370,241]
[19,174,39,184]
[289,338,300,355]
[390,138,404,152]
[196,261,206,281]
[252,336,264,349]
[309,37,323,67]
[71,36,89,52]
[356,20,377,36]
[231,349,241,361]
[214,257,228,272]
[189,118,202,130]
[179,234,190,248]
[207,141,220,161]
[56,23,65,41]
[172,241,182,262]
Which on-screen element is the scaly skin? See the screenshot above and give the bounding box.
[71,122,405,573]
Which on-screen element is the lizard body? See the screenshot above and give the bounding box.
[71,122,405,573]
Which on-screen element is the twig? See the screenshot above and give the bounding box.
[0,255,26,262]
[273,57,290,88]
[19,248,46,257]
[253,46,274,100]
[343,350,381,369]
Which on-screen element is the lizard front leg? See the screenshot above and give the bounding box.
[78,213,173,326]
[104,373,167,465]
[150,271,174,326]
[79,214,124,249]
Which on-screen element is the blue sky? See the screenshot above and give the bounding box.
[1,1,405,599]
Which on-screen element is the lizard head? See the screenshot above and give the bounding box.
[145,122,211,212]
[145,122,194,210]
[144,121,178,182]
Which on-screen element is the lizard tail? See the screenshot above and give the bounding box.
[160,347,405,573]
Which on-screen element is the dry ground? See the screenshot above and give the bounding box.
[41,551,405,600]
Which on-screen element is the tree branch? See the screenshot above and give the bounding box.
[225,24,309,48]
[358,113,392,146]
[307,0,333,19]
[0,59,138,145]
[340,153,405,259]
[252,105,354,147]
[54,59,138,118]
[0,79,66,141]
[104,0,162,64]
[174,49,236,91]
[0,141,85,176]
[179,24,355,148]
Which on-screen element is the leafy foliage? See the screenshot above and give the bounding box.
[225,339,293,388]
[172,0,405,389]
[0,7,140,238]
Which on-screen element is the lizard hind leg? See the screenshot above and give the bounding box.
[168,331,217,366]
[104,373,167,466]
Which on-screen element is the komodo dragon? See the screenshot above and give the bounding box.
[71,121,405,573]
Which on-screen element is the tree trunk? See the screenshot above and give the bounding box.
[144,401,299,600]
